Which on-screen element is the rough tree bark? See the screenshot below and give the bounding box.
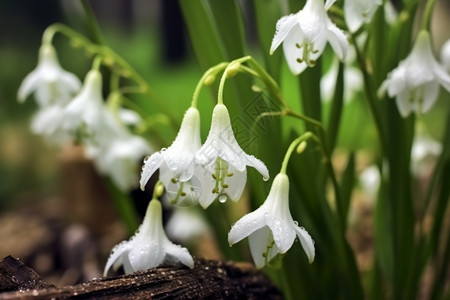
[0,256,282,300]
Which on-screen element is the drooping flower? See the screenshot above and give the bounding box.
[87,131,152,191]
[378,30,450,117]
[344,0,382,33]
[411,131,442,176]
[140,107,202,206]
[17,44,81,106]
[195,104,269,208]
[104,199,194,276]
[228,173,314,268]
[270,0,348,75]
[165,206,211,244]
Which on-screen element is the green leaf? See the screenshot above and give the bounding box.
[327,62,344,152]
[340,152,355,227]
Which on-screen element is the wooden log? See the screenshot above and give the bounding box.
[0,256,282,299]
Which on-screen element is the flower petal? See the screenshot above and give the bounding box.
[326,23,348,60]
[248,226,278,269]
[395,90,412,117]
[270,14,298,55]
[140,152,164,190]
[17,71,40,103]
[103,240,130,276]
[245,154,269,181]
[228,206,266,246]
[420,81,440,114]
[294,225,315,263]
[224,166,247,202]
[163,242,195,268]
[282,25,308,75]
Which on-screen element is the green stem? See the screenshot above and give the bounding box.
[217,56,252,105]
[421,0,437,31]
[351,33,387,155]
[80,0,104,44]
[191,62,228,108]
[280,132,315,174]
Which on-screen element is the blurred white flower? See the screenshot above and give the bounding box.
[17,44,81,106]
[359,165,381,201]
[411,133,442,176]
[165,206,210,243]
[378,30,450,117]
[104,200,194,276]
[321,46,363,103]
[87,131,152,191]
[344,0,382,33]
[441,39,450,72]
[270,0,348,75]
[195,104,269,208]
[228,173,314,268]
[140,107,202,206]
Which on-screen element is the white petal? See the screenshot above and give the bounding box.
[140,152,164,190]
[245,154,269,181]
[441,39,450,72]
[163,242,195,268]
[248,226,278,269]
[266,214,296,253]
[228,207,266,245]
[325,0,337,10]
[270,14,298,55]
[103,240,130,276]
[420,81,440,114]
[224,166,247,202]
[326,23,348,60]
[282,25,308,75]
[395,90,412,117]
[17,71,40,103]
[294,225,315,263]
[128,241,165,271]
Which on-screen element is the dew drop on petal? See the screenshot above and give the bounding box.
[161,148,167,152]
[293,221,298,226]
[263,176,269,182]
[219,194,227,203]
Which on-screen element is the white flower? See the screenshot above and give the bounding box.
[344,0,382,33]
[104,199,194,276]
[379,30,450,117]
[17,44,81,106]
[228,173,314,268]
[359,165,380,201]
[140,107,202,206]
[441,39,450,72]
[195,104,269,208]
[62,69,114,136]
[87,132,152,191]
[411,132,442,176]
[165,206,210,243]
[270,0,348,75]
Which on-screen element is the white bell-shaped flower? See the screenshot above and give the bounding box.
[379,30,450,117]
[228,173,314,268]
[270,0,348,75]
[104,199,194,276]
[195,104,269,208]
[87,131,152,192]
[140,107,202,206]
[18,44,81,106]
[344,0,382,33]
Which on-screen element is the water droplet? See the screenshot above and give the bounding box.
[293,221,298,226]
[144,155,150,162]
[263,176,269,182]
[161,147,167,152]
[219,194,227,203]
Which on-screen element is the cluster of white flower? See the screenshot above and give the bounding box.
[18,44,152,191]
[271,0,450,117]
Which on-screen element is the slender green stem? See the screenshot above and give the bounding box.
[191,62,228,108]
[92,56,102,70]
[280,132,315,174]
[421,0,437,31]
[217,56,251,105]
[80,0,104,44]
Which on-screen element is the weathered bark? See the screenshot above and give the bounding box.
[0,256,282,300]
